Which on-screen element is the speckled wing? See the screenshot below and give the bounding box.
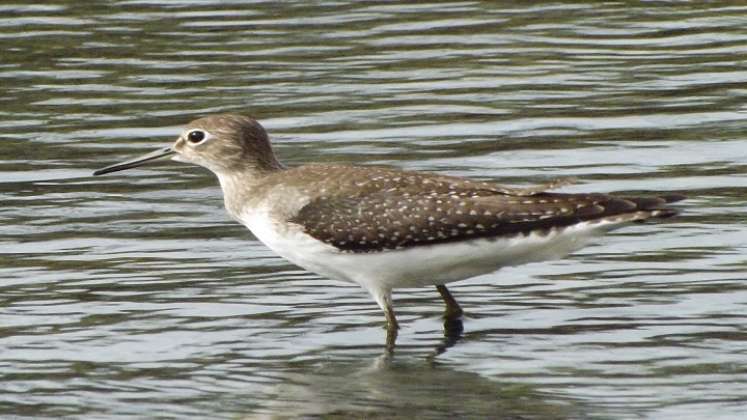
[289,190,682,253]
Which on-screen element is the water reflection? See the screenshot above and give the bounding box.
[258,352,581,419]
[433,316,464,358]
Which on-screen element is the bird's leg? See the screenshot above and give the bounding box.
[436,285,464,340]
[436,285,463,319]
[371,288,399,352]
[384,303,399,352]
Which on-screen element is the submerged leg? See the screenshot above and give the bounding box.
[436,285,463,318]
[370,288,399,351]
[436,285,464,345]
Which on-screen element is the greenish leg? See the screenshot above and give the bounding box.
[436,285,463,319]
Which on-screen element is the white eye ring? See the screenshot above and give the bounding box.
[185,129,210,145]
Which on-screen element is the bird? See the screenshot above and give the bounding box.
[93,114,684,349]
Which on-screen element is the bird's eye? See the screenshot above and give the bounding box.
[187,130,206,144]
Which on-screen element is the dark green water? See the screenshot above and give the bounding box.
[2,1,746,418]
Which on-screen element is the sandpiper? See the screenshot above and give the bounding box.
[94,114,683,348]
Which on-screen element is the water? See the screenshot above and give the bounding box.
[2,1,747,418]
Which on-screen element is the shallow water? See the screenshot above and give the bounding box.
[2,1,747,419]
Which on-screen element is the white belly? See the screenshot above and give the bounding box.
[240,208,614,292]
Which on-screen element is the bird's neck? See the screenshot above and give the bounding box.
[215,165,283,221]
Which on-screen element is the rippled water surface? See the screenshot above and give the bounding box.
[2,1,747,419]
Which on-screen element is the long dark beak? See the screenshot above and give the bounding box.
[93,147,175,176]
